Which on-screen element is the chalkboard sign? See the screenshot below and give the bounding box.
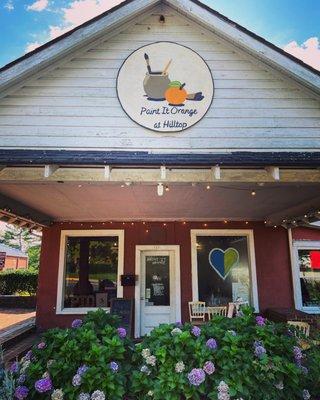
[110,298,134,337]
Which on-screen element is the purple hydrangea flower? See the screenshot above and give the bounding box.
[37,342,46,350]
[300,366,309,375]
[24,350,32,361]
[77,365,88,376]
[17,374,26,384]
[35,377,52,393]
[14,386,29,399]
[10,361,19,374]
[293,346,303,365]
[255,316,266,326]
[110,361,119,372]
[191,326,201,337]
[72,374,82,387]
[187,368,206,386]
[206,338,217,350]
[254,341,266,359]
[117,327,127,338]
[203,361,215,375]
[71,319,83,329]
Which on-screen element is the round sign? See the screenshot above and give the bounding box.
[117,42,214,133]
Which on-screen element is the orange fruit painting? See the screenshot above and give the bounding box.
[165,81,187,105]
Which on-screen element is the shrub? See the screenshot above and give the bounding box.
[3,308,320,400]
[131,308,320,400]
[8,310,132,400]
[0,269,38,295]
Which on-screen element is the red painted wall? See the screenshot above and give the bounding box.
[36,221,294,330]
[292,227,320,241]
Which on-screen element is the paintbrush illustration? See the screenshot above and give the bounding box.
[144,53,152,74]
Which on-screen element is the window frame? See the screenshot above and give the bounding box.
[56,229,124,315]
[292,240,320,314]
[190,229,259,311]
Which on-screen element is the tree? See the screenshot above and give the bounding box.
[0,224,42,269]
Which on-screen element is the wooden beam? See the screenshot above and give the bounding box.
[160,166,167,180]
[104,165,112,180]
[265,166,280,181]
[44,165,59,178]
[1,166,320,183]
[212,165,221,180]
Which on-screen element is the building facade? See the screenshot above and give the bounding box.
[0,0,320,336]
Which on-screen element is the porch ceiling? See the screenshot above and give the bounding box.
[0,182,320,224]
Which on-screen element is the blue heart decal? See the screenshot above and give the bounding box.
[208,248,239,280]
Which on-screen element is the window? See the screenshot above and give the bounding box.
[57,230,124,314]
[191,230,258,310]
[293,241,320,313]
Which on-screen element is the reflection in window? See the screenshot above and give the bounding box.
[298,249,320,308]
[63,236,119,308]
[196,236,251,306]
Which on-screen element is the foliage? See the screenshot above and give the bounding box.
[0,347,15,400]
[0,224,40,253]
[27,245,41,271]
[7,310,132,400]
[3,308,320,400]
[131,308,319,400]
[0,269,38,295]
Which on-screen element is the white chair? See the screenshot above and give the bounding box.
[287,321,310,338]
[188,301,206,324]
[207,306,227,320]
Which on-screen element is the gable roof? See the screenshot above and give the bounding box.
[0,243,27,258]
[0,0,320,97]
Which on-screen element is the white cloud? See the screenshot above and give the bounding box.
[284,37,320,71]
[4,0,14,11]
[48,0,124,39]
[27,0,49,12]
[25,41,41,53]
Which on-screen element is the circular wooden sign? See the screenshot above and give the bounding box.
[117,42,214,133]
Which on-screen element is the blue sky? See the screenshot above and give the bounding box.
[0,0,319,69]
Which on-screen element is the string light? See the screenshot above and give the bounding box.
[165,186,170,192]
[251,190,256,196]
[206,185,211,190]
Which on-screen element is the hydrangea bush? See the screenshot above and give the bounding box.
[2,308,320,399]
[130,308,320,400]
[8,309,131,400]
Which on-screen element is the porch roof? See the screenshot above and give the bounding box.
[1,150,320,167]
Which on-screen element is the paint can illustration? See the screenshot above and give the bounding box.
[143,72,171,100]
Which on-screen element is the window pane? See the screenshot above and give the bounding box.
[145,255,170,306]
[196,236,251,305]
[63,236,118,308]
[298,249,320,308]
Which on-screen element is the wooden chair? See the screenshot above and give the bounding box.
[287,321,310,338]
[207,306,228,320]
[188,301,206,324]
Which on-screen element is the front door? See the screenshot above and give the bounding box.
[138,247,180,336]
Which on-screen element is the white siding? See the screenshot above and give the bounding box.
[0,6,319,152]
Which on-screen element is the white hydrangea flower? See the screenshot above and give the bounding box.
[78,393,90,400]
[142,348,151,359]
[47,359,54,368]
[91,390,105,400]
[218,381,230,400]
[51,389,64,400]
[20,360,31,373]
[303,390,311,400]
[275,381,284,390]
[171,327,182,336]
[42,371,50,378]
[140,365,151,375]
[147,391,154,396]
[146,355,156,366]
[175,361,185,373]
